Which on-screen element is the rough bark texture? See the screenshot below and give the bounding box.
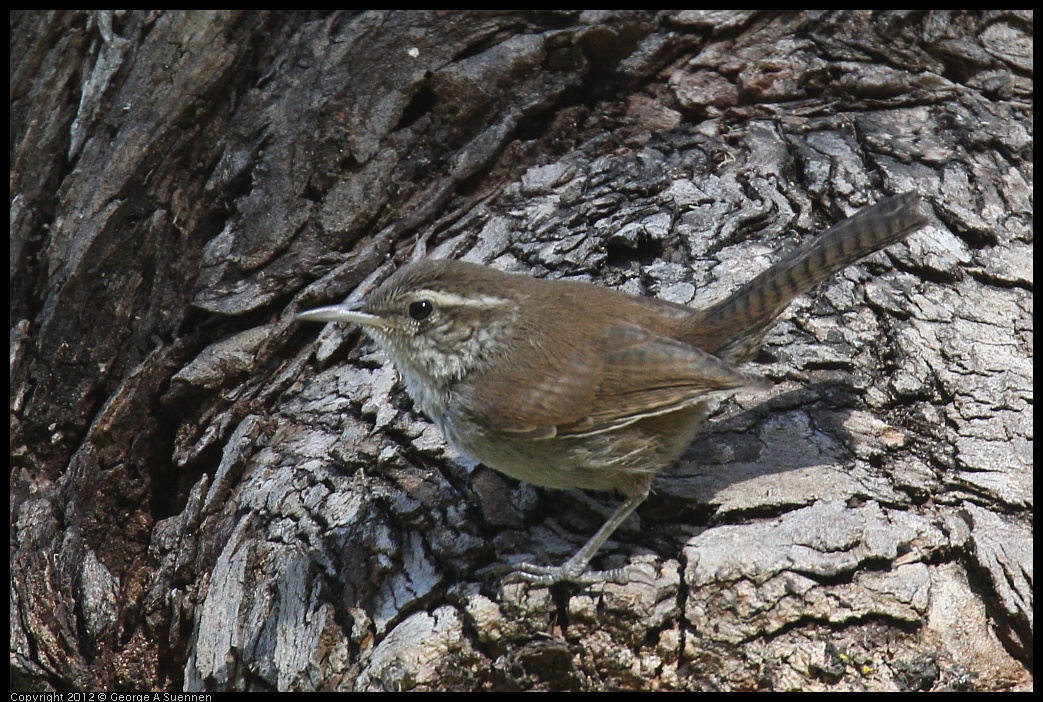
[10,10,1032,692]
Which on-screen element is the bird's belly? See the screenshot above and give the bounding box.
[438,403,710,496]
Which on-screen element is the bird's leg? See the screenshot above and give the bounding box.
[505,486,650,586]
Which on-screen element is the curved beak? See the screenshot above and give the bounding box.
[297,303,392,330]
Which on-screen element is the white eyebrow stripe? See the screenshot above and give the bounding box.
[416,290,511,309]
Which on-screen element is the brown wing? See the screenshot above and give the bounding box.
[475,323,760,439]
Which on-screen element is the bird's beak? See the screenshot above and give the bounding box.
[297,303,393,330]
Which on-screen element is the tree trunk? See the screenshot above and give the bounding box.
[10,10,1031,692]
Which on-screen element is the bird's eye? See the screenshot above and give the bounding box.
[408,300,434,321]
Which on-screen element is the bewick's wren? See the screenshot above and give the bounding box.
[299,193,929,585]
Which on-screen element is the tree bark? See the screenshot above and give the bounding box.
[10,10,1032,692]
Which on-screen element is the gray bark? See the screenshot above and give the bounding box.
[10,10,1031,691]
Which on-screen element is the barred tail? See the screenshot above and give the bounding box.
[686,193,928,362]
